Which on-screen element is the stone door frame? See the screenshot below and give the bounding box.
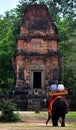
[30,64,45,89]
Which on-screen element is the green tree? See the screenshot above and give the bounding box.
[0,0,76,94]
[0,10,16,93]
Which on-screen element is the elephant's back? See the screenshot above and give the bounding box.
[52,97,67,115]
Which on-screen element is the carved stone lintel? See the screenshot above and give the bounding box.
[30,64,45,70]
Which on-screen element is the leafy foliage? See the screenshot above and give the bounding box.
[0,0,76,95]
[0,99,21,122]
[0,10,16,93]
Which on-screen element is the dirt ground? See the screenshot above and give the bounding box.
[0,111,76,130]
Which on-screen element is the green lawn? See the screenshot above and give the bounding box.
[19,111,76,119]
[66,111,76,118]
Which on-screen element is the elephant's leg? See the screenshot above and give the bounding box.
[52,116,58,126]
[61,115,65,127]
[61,118,65,127]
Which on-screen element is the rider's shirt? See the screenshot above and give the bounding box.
[50,84,57,92]
[57,84,65,91]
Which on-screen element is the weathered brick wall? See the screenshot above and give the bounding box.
[12,4,61,90]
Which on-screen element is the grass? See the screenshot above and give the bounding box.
[19,111,76,119]
[66,111,76,118]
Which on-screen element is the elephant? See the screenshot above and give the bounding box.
[51,96,69,127]
[46,96,69,126]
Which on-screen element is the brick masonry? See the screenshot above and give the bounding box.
[12,4,62,91]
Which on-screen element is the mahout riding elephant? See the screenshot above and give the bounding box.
[51,96,69,127]
[46,96,69,127]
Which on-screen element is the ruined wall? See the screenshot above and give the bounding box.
[13,4,61,90]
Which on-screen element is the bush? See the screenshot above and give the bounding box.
[0,99,21,122]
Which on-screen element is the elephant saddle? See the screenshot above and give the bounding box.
[47,95,69,116]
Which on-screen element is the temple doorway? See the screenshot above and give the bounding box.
[33,72,41,88]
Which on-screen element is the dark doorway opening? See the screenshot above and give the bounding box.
[33,72,41,88]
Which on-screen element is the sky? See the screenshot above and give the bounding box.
[0,0,19,15]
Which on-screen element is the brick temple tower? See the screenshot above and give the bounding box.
[12,4,62,92]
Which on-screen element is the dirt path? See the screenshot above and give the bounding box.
[0,112,76,130]
[0,122,76,130]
